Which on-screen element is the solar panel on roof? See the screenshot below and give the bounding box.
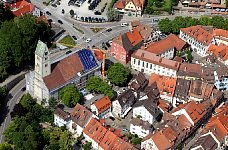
[77,49,98,71]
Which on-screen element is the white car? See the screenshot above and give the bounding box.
[86,38,92,43]
[121,23,128,27]
[109,41,112,45]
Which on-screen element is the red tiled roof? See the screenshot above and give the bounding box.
[99,130,117,150]
[180,25,213,46]
[43,53,83,91]
[12,3,34,16]
[126,28,143,46]
[158,99,171,112]
[143,34,186,55]
[213,29,228,39]
[93,96,112,114]
[132,49,180,70]
[93,49,104,61]
[210,4,226,8]
[83,118,108,144]
[149,74,177,97]
[10,0,29,9]
[208,43,228,61]
[114,0,125,9]
[205,105,228,142]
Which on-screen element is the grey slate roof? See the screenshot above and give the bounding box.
[117,89,136,107]
[191,134,218,150]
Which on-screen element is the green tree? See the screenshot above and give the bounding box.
[158,18,172,34]
[185,17,199,27]
[107,9,119,22]
[0,2,14,24]
[212,16,224,29]
[49,97,58,108]
[171,16,186,34]
[0,142,13,150]
[83,142,91,150]
[20,93,35,111]
[59,131,72,150]
[199,16,212,26]
[59,85,81,108]
[107,63,130,86]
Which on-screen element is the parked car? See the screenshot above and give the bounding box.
[48,19,52,22]
[94,11,101,15]
[72,36,77,40]
[86,38,92,43]
[109,116,115,121]
[46,11,52,15]
[66,50,72,55]
[51,4,57,7]
[58,20,63,24]
[21,87,26,91]
[62,9,65,14]
[108,41,112,45]
[121,22,128,27]
[106,28,112,32]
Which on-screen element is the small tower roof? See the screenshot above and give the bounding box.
[35,40,48,57]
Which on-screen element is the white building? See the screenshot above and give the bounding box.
[133,98,162,124]
[90,96,112,119]
[130,118,152,138]
[112,89,136,118]
[25,40,101,105]
[54,108,70,127]
[179,25,216,57]
[114,0,145,17]
[131,49,180,77]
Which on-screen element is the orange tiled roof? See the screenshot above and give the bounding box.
[126,28,143,46]
[99,130,118,150]
[43,53,83,91]
[208,43,228,61]
[93,49,104,61]
[213,29,228,39]
[93,96,112,114]
[205,105,228,142]
[83,118,108,144]
[181,25,213,46]
[143,34,186,55]
[114,0,126,9]
[10,0,29,9]
[12,3,34,16]
[149,74,177,97]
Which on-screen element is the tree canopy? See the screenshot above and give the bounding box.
[59,85,81,108]
[107,63,130,86]
[107,9,119,22]
[0,142,13,150]
[158,16,228,35]
[0,15,52,80]
[86,76,116,100]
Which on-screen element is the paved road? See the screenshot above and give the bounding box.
[0,79,25,143]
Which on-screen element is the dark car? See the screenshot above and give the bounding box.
[48,19,52,22]
[21,87,26,91]
[51,4,57,7]
[62,9,65,14]
[94,11,101,15]
[66,50,72,55]
[72,36,77,40]
[106,28,112,32]
[58,20,63,24]
[109,116,115,121]
[46,11,52,15]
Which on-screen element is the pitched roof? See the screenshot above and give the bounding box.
[134,98,162,119]
[180,25,213,46]
[99,130,118,150]
[191,134,218,150]
[178,63,202,78]
[174,78,191,100]
[83,118,108,144]
[126,28,143,47]
[130,118,151,130]
[208,43,228,61]
[117,89,136,107]
[129,72,148,91]
[135,24,153,41]
[204,105,228,142]
[43,53,83,91]
[71,103,93,128]
[10,0,30,9]
[12,3,34,16]
[114,0,126,9]
[149,74,177,97]
[132,49,180,70]
[93,96,112,114]
[212,29,228,40]
[54,108,70,121]
[143,34,186,55]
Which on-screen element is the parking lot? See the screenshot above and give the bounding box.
[52,0,107,20]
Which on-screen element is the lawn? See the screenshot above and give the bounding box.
[59,35,76,48]
[90,28,104,33]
